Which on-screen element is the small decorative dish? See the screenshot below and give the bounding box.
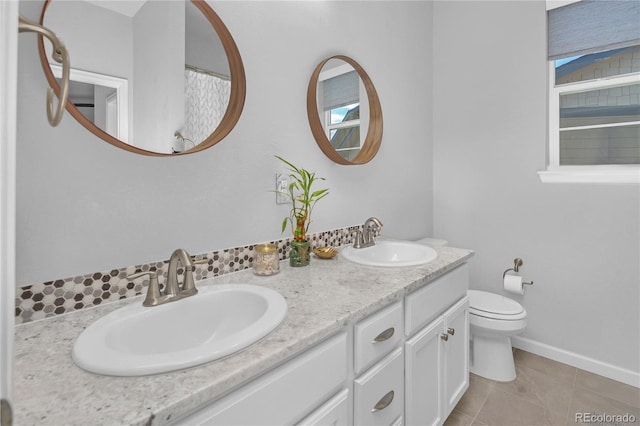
[312,246,338,259]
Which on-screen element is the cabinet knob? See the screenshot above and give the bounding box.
[372,327,395,343]
[1,399,12,426]
[371,390,395,413]
[447,327,455,336]
[440,333,449,341]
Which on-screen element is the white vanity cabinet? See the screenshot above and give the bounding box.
[174,264,469,426]
[404,264,470,426]
[175,332,349,426]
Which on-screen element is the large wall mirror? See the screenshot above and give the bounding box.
[307,55,382,165]
[38,0,246,156]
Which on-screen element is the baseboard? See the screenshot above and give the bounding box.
[511,336,640,389]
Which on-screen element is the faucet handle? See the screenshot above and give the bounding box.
[127,271,162,307]
[353,230,363,248]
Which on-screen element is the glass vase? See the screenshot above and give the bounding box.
[289,240,311,267]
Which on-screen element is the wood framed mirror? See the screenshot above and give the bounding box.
[307,55,382,165]
[38,0,246,156]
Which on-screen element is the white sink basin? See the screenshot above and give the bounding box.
[341,240,438,267]
[72,283,287,376]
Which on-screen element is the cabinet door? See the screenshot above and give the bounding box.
[404,317,444,426]
[443,297,469,418]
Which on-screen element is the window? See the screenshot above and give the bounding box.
[318,64,361,162]
[541,0,640,183]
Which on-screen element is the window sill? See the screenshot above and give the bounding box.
[538,166,640,184]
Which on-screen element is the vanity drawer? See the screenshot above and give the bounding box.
[354,301,403,375]
[405,264,468,336]
[354,347,404,426]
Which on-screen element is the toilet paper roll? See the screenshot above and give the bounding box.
[504,274,525,295]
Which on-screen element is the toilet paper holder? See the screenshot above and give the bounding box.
[503,258,534,285]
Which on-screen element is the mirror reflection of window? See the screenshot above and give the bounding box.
[329,103,360,162]
[308,55,380,165]
[319,64,362,161]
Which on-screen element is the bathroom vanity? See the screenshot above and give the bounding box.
[12,245,473,425]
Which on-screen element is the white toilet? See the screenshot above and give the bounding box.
[413,237,528,382]
[468,289,527,382]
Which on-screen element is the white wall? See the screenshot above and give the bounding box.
[433,1,639,378]
[185,1,229,75]
[133,1,185,153]
[16,1,434,285]
[42,1,132,78]
[0,0,18,406]
[42,0,134,143]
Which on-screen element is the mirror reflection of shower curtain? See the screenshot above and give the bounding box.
[183,68,231,144]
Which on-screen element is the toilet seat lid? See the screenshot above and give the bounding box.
[468,290,524,316]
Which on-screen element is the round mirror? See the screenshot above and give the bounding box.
[307,55,382,165]
[38,0,245,156]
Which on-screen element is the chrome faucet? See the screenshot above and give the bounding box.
[128,248,206,307]
[166,248,198,298]
[353,217,383,248]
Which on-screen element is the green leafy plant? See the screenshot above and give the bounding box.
[276,155,329,241]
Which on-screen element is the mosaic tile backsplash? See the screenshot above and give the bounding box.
[15,226,362,324]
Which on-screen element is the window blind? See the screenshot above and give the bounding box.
[322,71,359,111]
[548,0,640,60]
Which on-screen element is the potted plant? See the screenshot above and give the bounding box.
[276,155,329,266]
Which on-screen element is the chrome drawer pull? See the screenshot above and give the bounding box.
[447,327,455,336]
[372,327,395,343]
[440,333,449,341]
[371,390,394,413]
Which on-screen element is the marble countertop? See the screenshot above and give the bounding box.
[13,245,473,426]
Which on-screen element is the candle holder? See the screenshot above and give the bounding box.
[253,244,280,276]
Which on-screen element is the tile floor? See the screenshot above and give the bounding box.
[445,349,640,426]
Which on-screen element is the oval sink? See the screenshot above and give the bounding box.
[341,240,438,267]
[72,284,287,376]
